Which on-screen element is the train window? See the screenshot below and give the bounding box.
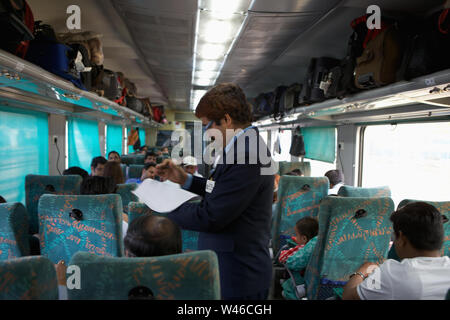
[106,124,123,157]
[309,159,336,178]
[360,122,450,207]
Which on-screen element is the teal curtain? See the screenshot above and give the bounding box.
[106,124,123,156]
[302,127,336,163]
[0,105,49,203]
[68,118,101,172]
[127,127,145,153]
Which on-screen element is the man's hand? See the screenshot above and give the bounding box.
[358,262,379,276]
[156,159,188,186]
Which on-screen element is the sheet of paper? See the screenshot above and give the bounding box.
[131,179,198,213]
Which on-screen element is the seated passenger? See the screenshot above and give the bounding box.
[286,169,303,176]
[124,214,182,257]
[103,161,125,186]
[279,216,319,300]
[108,151,121,163]
[161,146,169,155]
[181,156,203,178]
[324,169,344,195]
[63,166,88,180]
[90,156,107,176]
[144,152,157,164]
[343,202,450,300]
[126,163,157,184]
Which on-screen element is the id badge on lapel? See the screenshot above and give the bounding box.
[206,179,215,193]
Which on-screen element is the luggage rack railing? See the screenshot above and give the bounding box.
[253,68,450,127]
[0,49,162,128]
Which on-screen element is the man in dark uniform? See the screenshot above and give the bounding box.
[156,83,274,300]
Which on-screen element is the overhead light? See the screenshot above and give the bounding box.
[198,43,226,60]
[194,78,215,86]
[206,0,245,19]
[202,20,233,43]
[197,59,221,71]
[195,70,218,79]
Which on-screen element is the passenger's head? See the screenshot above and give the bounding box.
[161,147,169,155]
[63,166,89,180]
[195,83,253,147]
[286,169,303,176]
[294,216,319,246]
[103,161,125,185]
[139,146,148,155]
[108,151,121,163]
[324,170,344,188]
[141,162,157,181]
[124,214,182,257]
[144,152,157,164]
[390,202,444,259]
[91,156,107,176]
[182,156,198,175]
[80,176,116,195]
[0,196,6,204]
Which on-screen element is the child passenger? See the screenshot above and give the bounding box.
[279,216,318,300]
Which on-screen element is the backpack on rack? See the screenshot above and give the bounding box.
[253,92,274,119]
[140,98,153,119]
[283,83,302,113]
[126,95,143,114]
[26,22,88,90]
[323,14,393,99]
[298,57,340,105]
[0,0,34,58]
[272,85,289,120]
[354,24,404,89]
[398,9,450,80]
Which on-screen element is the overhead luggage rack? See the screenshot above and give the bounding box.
[0,49,161,128]
[253,68,450,127]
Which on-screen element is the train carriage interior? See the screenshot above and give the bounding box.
[0,0,449,302]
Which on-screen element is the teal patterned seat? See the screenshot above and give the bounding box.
[38,194,124,263]
[0,256,58,300]
[0,203,30,260]
[337,185,391,197]
[120,155,134,166]
[116,183,138,214]
[278,161,311,176]
[272,176,328,255]
[25,174,83,234]
[128,165,144,179]
[67,250,221,300]
[128,202,199,252]
[120,164,128,180]
[304,196,394,300]
[397,199,450,257]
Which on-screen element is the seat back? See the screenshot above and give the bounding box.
[120,163,128,180]
[273,176,328,254]
[128,202,199,252]
[115,183,138,213]
[0,256,58,300]
[304,196,394,300]
[398,199,450,257]
[0,203,30,260]
[120,155,134,166]
[25,174,83,234]
[278,161,311,176]
[38,194,124,263]
[337,185,391,197]
[128,165,144,179]
[68,251,221,300]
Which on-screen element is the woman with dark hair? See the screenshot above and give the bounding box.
[103,161,125,186]
[108,151,121,163]
[124,214,182,257]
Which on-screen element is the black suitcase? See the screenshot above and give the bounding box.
[100,69,121,101]
[68,43,92,91]
[398,10,450,80]
[299,57,339,105]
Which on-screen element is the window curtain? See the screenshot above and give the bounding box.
[302,127,336,163]
[0,105,49,203]
[127,127,145,153]
[68,118,101,172]
[106,124,123,156]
